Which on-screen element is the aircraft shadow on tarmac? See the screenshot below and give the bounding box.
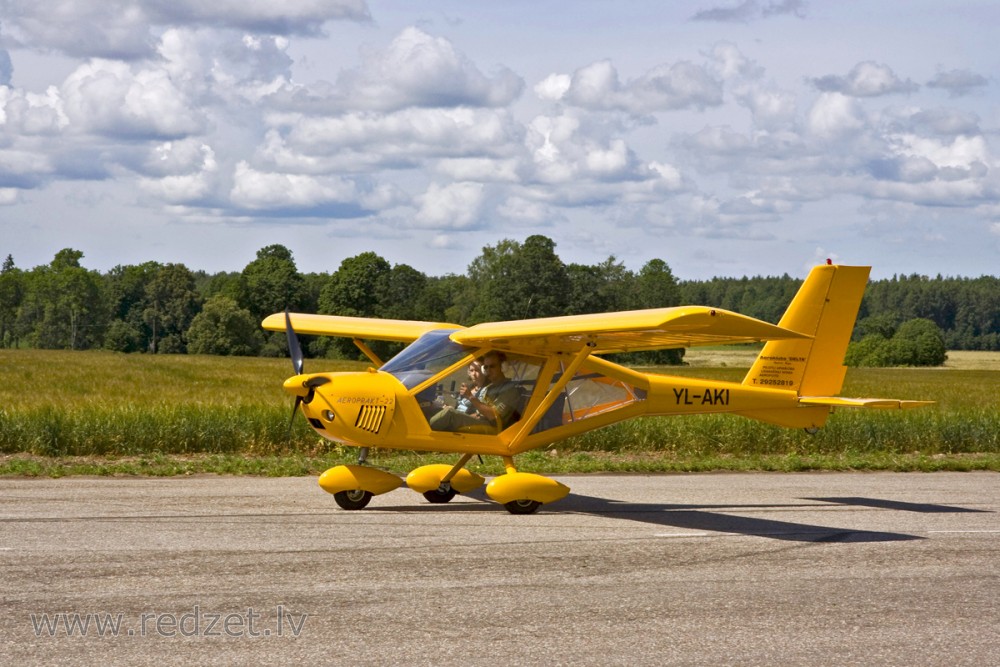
[805,497,991,514]
[553,493,923,543]
[380,490,928,543]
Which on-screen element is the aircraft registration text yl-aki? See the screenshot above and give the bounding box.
[263,263,931,514]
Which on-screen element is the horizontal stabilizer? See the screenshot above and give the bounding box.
[799,397,935,410]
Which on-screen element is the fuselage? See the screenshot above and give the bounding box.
[283,330,807,457]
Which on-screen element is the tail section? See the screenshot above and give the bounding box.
[744,264,869,396]
[739,264,870,429]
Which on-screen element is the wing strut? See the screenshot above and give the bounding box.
[353,338,384,367]
[507,342,594,455]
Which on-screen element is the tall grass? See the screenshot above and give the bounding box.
[0,350,363,456]
[1,350,996,462]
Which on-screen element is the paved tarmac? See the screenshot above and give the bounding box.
[1,472,997,666]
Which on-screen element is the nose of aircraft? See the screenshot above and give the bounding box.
[283,374,332,437]
[283,375,332,400]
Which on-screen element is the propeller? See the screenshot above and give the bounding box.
[286,310,307,436]
[284,309,331,436]
[285,309,304,376]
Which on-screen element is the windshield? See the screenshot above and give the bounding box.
[380,330,472,390]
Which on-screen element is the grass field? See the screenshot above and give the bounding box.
[1,349,997,476]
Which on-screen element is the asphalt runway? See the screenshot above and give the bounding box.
[1,472,997,666]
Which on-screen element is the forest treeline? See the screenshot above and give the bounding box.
[1,236,997,362]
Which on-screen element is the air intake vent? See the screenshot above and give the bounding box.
[355,405,387,433]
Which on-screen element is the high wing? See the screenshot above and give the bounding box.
[262,312,464,344]
[450,306,811,355]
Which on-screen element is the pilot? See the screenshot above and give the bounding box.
[429,351,521,433]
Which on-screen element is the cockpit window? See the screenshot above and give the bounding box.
[380,330,472,390]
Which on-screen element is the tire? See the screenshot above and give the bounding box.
[504,499,541,515]
[334,489,373,510]
[422,487,458,504]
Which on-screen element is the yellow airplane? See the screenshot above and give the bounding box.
[263,263,931,514]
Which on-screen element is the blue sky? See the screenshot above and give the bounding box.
[1,0,998,280]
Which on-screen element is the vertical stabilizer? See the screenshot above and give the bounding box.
[743,264,869,397]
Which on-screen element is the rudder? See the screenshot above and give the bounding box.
[743,264,870,397]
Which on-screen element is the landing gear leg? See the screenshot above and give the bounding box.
[422,453,473,504]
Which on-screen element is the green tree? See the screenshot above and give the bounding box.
[104,262,160,352]
[469,235,569,322]
[854,312,898,341]
[895,318,947,366]
[187,295,263,356]
[144,263,202,353]
[0,255,24,347]
[565,256,634,315]
[319,252,391,317]
[238,245,306,322]
[22,249,106,350]
[624,258,684,365]
[844,334,894,367]
[846,317,946,367]
[634,258,679,309]
[377,264,429,321]
[317,252,392,358]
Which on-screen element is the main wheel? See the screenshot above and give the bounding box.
[504,499,541,515]
[334,489,373,510]
[423,487,458,504]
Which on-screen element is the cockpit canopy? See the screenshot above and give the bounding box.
[381,330,645,436]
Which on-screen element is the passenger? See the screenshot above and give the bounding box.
[429,351,521,433]
[454,361,486,415]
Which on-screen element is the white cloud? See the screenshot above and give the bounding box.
[414,181,484,228]
[229,161,360,211]
[61,59,205,138]
[0,0,370,59]
[905,108,981,137]
[692,0,807,23]
[435,157,520,182]
[891,134,990,171]
[926,68,989,97]
[274,107,523,171]
[305,27,523,112]
[0,1,155,59]
[706,42,763,81]
[153,0,370,34]
[561,59,723,113]
[0,147,53,185]
[138,143,217,203]
[0,85,68,135]
[806,92,867,140]
[533,74,571,102]
[813,62,918,97]
[497,196,551,224]
[0,187,21,204]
